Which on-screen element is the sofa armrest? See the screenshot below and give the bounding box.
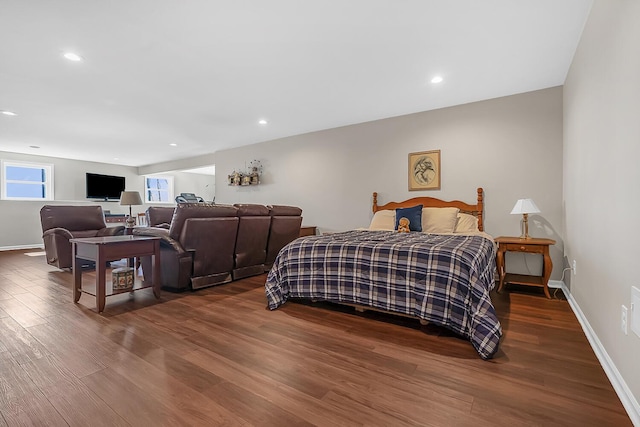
[96,226,125,237]
[135,225,193,291]
[133,227,188,255]
[41,227,75,268]
[43,227,73,240]
[133,227,170,238]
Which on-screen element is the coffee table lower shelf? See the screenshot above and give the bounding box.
[79,278,156,297]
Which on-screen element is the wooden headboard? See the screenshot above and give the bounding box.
[372,188,485,232]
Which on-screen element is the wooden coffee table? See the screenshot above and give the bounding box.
[70,235,161,313]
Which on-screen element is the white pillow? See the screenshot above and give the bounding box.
[421,207,460,233]
[454,213,480,233]
[369,209,395,231]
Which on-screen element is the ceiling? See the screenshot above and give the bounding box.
[0,0,593,168]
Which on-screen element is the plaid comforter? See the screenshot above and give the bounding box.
[265,230,502,359]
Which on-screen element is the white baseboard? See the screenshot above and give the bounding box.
[557,281,640,426]
[0,244,44,252]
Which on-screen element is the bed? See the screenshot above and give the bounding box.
[265,188,502,359]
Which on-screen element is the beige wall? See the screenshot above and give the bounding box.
[564,0,640,417]
[215,87,565,278]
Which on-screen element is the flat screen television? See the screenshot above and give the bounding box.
[86,173,126,201]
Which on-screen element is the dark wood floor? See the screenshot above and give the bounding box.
[0,249,631,426]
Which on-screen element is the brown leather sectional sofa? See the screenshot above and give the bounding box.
[134,203,303,291]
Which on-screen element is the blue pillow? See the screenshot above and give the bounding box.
[395,205,423,232]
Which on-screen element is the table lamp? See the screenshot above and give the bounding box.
[119,191,143,228]
[510,198,540,239]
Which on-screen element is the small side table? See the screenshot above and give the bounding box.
[495,236,556,298]
[70,235,161,313]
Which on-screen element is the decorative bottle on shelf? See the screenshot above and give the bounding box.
[250,166,260,185]
[230,171,241,186]
[248,160,262,185]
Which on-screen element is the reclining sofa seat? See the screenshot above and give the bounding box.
[40,205,124,269]
[264,205,303,271]
[232,204,271,280]
[145,206,175,228]
[135,203,239,291]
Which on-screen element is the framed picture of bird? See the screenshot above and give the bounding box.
[408,150,441,191]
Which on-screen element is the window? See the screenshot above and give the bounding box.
[1,160,54,200]
[144,175,174,203]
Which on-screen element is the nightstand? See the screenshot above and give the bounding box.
[299,226,317,237]
[495,236,556,298]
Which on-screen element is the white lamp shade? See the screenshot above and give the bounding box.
[510,198,540,215]
[119,191,143,206]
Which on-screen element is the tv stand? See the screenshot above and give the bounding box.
[104,214,127,224]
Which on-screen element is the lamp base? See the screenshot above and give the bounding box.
[125,216,136,228]
[519,213,532,239]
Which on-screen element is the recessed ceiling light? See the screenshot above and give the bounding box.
[169,143,177,147]
[431,76,443,84]
[258,119,268,125]
[1,111,17,116]
[63,52,83,62]
[114,157,119,160]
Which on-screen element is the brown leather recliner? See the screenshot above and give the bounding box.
[232,204,271,280]
[146,206,175,228]
[40,205,125,269]
[264,205,303,271]
[135,203,239,291]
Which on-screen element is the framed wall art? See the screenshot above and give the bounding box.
[408,150,441,191]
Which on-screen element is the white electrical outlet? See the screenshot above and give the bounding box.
[572,260,577,275]
[622,305,628,335]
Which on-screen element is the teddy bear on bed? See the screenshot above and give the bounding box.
[397,217,411,233]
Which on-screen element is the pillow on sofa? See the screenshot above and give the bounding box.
[454,213,479,233]
[369,209,395,231]
[421,207,459,233]
[395,205,423,232]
